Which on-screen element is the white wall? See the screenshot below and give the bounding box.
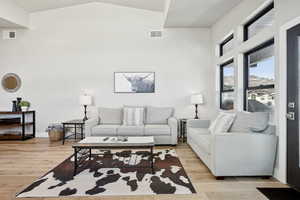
[0,2,214,136]
[0,0,29,27]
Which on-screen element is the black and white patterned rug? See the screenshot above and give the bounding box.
[17,149,196,197]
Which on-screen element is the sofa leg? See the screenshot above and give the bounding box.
[216,176,225,180]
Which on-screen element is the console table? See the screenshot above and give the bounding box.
[0,111,36,140]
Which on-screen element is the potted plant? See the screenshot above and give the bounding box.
[18,101,30,112]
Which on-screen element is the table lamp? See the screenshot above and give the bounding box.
[80,95,92,121]
[191,94,204,119]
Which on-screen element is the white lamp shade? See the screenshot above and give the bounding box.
[80,95,92,105]
[191,94,204,105]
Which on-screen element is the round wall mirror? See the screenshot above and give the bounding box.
[1,73,22,93]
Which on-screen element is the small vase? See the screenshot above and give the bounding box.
[21,106,28,112]
[16,97,22,111]
[12,101,17,112]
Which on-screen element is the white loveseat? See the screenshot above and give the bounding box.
[187,111,278,178]
[85,106,178,145]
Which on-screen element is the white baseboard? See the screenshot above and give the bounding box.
[36,132,48,138]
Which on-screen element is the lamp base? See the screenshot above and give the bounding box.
[83,105,88,121]
[194,104,199,119]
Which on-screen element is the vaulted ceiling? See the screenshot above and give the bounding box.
[164,0,243,27]
[13,0,165,12]
[12,0,244,28]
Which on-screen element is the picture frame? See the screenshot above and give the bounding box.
[114,72,155,93]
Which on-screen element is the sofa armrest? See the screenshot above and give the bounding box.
[168,117,178,145]
[210,133,278,176]
[187,119,210,128]
[85,118,99,137]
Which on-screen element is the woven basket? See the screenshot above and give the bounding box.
[48,130,63,142]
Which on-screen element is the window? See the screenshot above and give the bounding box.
[244,39,274,112]
[220,59,234,110]
[244,2,274,41]
[220,34,234,56]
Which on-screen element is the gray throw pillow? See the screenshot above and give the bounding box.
[98,107,123,124]
[146,106,174,124]
[229,111,269,133]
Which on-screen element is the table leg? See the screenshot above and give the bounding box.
[150,146,154,174]
[75,124,77,140]
[180,121,183,143]
[183,122,186,142]
[74,148,78,176]
[89,148,92,160]
[81,124,84,140]
[62,124,65,145]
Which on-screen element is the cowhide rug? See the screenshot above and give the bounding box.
[17,149,196,197]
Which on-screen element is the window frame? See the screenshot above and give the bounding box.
[243,39,275,111]
[243,2,274,41]
[219,34,234,57]
[220,59,234,110]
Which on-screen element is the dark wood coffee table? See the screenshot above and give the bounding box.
[62,119,84,145]
[72,136,155,176]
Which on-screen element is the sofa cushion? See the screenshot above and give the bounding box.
[118,126,144,136]
[188,127,210,135]
[209,112,236,134]
[189,131,211,154]
[98,107,122,124]
[146,106,174,124]
[123,107,145,126]
[92,125,120,136]
[144,125,171,136]
[230,111,269,133]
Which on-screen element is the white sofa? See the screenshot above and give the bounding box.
[187,111,278,178]
[85,106,178,145]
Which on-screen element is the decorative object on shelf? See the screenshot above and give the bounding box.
[191,93,204,119]
[12,100,17,112]
[16,97,22,111]
[79,95,92,121]
[114,72,155,93]
[1,73,22,93]
[19,101,30,112]
[46,124,63,142]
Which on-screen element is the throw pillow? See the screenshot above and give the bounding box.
[123,107,145,126]
[229,111,269,133]
[146,106,174,124]
[209,112,236,134]
[98,107,123,124]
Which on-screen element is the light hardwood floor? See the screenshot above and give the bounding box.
[0,138,287,200]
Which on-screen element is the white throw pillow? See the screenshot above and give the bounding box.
[123,107,145,126]
[208,114,222,133]
[209,112,236,134]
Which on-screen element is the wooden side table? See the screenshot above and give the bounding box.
[0,111,35,140]
[62,119,84,145]
[179,118,188,143]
